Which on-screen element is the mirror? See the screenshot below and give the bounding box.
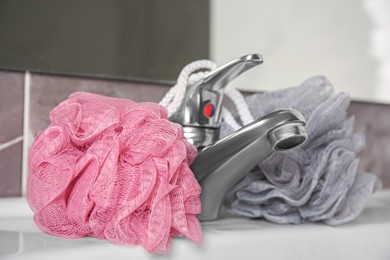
[0,0,387,103]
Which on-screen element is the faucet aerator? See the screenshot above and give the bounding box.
[269,123,307,151]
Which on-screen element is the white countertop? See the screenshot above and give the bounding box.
[1,190,390,260]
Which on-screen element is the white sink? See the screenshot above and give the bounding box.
[1,190,390,260]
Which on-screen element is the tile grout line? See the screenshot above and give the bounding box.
[22,71,31,197]
[0,135,23,151]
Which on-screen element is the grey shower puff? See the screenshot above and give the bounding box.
[223,75,383,225]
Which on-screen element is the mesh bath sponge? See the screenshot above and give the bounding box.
[223,76,382,225]
[27,92,202,254]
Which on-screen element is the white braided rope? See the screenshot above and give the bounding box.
[222,107,241,130]
[159,60,217,117]
[160,59,254,131]
[225,87,254,126]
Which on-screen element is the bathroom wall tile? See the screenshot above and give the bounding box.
[29,73,170,137]
[25,73,390,194]
[0,71,24,143]
[0,142,22,197]
[0,70,24,197]
[348,101,390,188]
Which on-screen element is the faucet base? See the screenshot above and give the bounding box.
[182,126,220,150]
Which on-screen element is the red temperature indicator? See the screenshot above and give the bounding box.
[203,103,215,118]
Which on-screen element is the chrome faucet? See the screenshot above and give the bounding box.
[170,54,263,149]
[170,54,308,221]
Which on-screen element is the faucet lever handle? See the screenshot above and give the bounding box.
[201,54,263,92]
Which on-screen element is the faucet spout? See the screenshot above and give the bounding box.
[191,109,307,221]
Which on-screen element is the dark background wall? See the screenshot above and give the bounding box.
[0,0,210,84]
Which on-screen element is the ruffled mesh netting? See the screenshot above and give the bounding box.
[223,76,383,225]
[27,92,202,254]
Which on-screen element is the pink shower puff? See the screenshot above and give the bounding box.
[27,92,202,254]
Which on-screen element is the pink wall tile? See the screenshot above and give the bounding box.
[0,142,22,197]
[1,69,389,198]
[0,71,24,197]
[29,73,169,136]
[25,73,390,190]
[348,101,390,188]
[0,71,24,143]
